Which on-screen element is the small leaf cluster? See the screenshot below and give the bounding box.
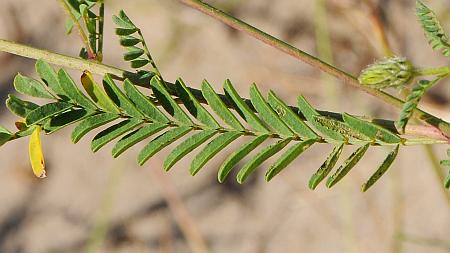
[416,0,450,56]
[112,10,156,84]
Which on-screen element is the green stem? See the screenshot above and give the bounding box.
[177,0,450,138]
[0,39,448,144]
[414,66,450,77]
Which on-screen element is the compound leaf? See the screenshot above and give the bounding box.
[416,0,450,56]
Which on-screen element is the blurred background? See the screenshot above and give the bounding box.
[0,0,449,252]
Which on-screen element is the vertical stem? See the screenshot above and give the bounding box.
[57,0,94,57]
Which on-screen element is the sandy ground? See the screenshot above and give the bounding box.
[0,0,449,252]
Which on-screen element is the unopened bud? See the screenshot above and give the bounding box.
[358,57,414,89]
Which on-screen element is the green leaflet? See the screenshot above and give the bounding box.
[267,91,318,139]
[0,126,12,147]
[314,116,371,142]
[441,160,450,167]
[35,60,67,98]
[175,78,220,128]
[297,96,344,141]
[81,71,120,113]
[131,59,149,69]
[14,73,54,99]
[150,76,193,125]
[224,80,269,133]
[25,102,73,125]
[138,127,192,166]
[361,145,400,192]
[190,131,242,176]
[342,113,401,144]
[123,79,169,123]
[91,119,144,152]
[265,139,316,182]
[112,123,167,158]
[309,143,344,190]
[103,74,144,118]
[237,138,292,184]
[43,109,93,134]
[72,113,120,143]
[201,80,244,131]
[6,95,39,118]
[120,36,141,47]
[326,144,370,188]
[416,1,450,56]
[58,69,98,110]
[124,47,144,61]
[218,135,269,183]
[249,84,293,137]
[164,130,218,171]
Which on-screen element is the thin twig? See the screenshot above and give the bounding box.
[57,0,94,57]
[176,0,450,138]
